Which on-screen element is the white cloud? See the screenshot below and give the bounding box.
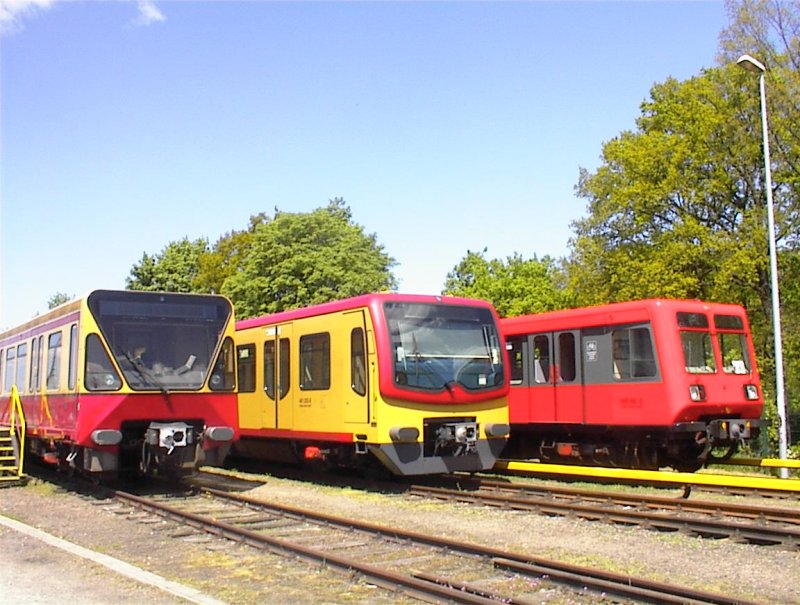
[0,0,55,33]
[133,0,165,26]
[0,0,165,34]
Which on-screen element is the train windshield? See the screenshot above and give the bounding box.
[384,302,504,392]
[715,314,752,374]
[87,291,233,391]
[678,312,716,374]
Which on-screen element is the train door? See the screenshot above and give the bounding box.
[263,323,293,430]
[525,331,583,424]
[526,334,555,423]
[343,310,370,424]
[553,330,582,423]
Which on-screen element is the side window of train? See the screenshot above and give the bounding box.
[68,324,78,390]
[264,340,276,399]
[612,327,657,380]
[532,335,550,384]
[46,331,63,390]
[558,333,576,382]
[714,314,751,374]
[300,333,330,391]
[0,348,4,393]
[29,336,41,393]
[350,328,366,396]
[15,342,28,393]
[263,338,290,399]
[237,344,256,393]
[4,347,16,394]
[506,336,524,385]
[677,312,716,374]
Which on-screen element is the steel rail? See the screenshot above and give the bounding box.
[113,489,502,605]
[471,477,800,524]
[201,486,757,605]
[409,484,800,548]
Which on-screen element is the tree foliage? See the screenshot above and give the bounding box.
[568,0,800,452]
[223,200,396,318]
[444,249,566,317]
[194,213,268,295]
[47,292,74,309]
[126,200,397,319]
[126,238,210,293]
[568,67,768,307]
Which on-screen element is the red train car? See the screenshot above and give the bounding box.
[501,299,763,471]
[0,290,238,480]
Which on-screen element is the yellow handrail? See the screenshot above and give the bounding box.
[8,385,26,475]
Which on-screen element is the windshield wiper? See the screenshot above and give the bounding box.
[124,352,170,394]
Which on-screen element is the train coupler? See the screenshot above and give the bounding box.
[707,419,759,443]
[145,421,195,455]
[434,421,478,456]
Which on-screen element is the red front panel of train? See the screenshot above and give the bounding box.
[17,392,238,446]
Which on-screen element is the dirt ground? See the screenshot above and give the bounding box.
[0,471,798,604]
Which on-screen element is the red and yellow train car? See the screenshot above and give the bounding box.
[501,299,763,471]
[0,290,238,479]
[233,293,510,475]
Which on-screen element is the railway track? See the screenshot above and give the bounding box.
[410,479,800,548]
[112,483,759,605]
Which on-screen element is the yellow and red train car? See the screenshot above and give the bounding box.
[501,299,764,471]
[0,290,238,480]
[233,293,510,475]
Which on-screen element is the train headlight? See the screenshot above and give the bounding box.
[688,385,706,402]
[744,384,759,400]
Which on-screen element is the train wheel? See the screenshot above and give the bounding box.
[706,443,738,464]
[637,444,659,471]
[669,445,705,472]
[671,460,704,473]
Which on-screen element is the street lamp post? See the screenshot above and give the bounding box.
[737,54,790,478]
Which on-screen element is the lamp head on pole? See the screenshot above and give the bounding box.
[737,54,766,73]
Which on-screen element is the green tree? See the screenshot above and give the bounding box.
[222,199,397,318]
[195,213,269,295]
[126,237,210,292]
[48,292,74,309]
[443,249,566,318]
[568,0,800,454]
[568,66,768,309]
[720,0,800,453]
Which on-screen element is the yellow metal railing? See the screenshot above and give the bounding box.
[5,385,26,478]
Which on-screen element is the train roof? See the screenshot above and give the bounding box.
[0,297,83,344]
[236,292,495,330]
[500,298,749,333]
[0,289,234,345]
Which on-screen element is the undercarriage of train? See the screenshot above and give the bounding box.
[505,419,760,472]
[29,420,233,481]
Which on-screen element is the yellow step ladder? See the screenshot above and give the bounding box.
[1,386,27,486]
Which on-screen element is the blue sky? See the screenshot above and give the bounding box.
[1,0,729,329]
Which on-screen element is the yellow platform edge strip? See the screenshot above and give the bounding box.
[494,460,800,493]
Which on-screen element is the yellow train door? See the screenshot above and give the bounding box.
[263,323,293,430]
[343,310,370,425]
